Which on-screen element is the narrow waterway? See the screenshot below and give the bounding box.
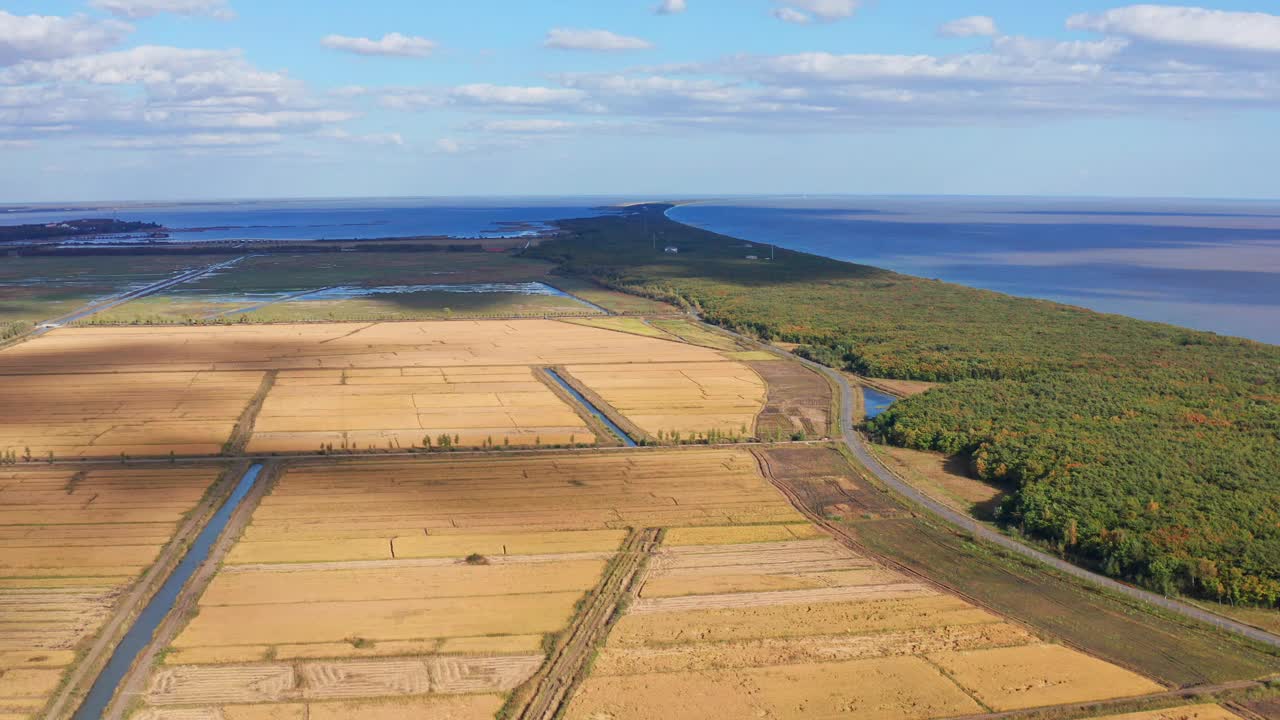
[862,387,896,420]
[545,369,638,447]
[72,464,264,720]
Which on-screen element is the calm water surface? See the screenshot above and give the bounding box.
[669,197,1280,344]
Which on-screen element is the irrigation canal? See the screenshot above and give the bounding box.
[71,464,264,719]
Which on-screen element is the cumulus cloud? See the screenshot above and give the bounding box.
[0,41,355,150]
[0,12,131,66]
[544,28,653,51]
[89,0,234,20]
[322,33,436,58]
[1067,5,1280,54]
[451,83,590,110]
[773,0,860,24]
[655,0,687,15]
[940,16,999,38]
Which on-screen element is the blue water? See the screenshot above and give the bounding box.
[863,388,896,420]
[72,465,263,720]
[545,369,638,447]
[669,197,1280,345]
[0,198,612,242]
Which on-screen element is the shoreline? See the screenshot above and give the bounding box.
[657,201,1279,346]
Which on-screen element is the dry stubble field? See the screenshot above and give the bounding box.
[0,320,766,457]
[0,466,220,720]
[562,447,1179,720]
[133,449,803,719]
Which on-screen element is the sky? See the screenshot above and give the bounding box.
[2,1,1280,201]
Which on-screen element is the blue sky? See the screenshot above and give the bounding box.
[2,1,1279,201]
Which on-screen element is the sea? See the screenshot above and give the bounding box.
[0,197,615,242]
[3,195,1276,345]
[668,197,1280,345]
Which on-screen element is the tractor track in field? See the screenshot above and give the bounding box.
[511,526,661,720]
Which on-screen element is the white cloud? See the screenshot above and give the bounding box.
[544,28,653,52]
[95,132,282,149]
[773,8,812,24]
[1067,5,1280,54]
[450,83,588,107]
[89,0,234,20]
[0,12,131,66]
[773,0,860,23]
[655,0,687,15]
[322,33,436,58]
[940,16,999,38]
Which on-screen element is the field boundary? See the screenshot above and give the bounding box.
[508,527,662,720]
[222,369,278,456]
[101,462,280,720]
[41,461,240,720]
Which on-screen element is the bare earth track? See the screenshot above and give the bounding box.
[511,527,661,720]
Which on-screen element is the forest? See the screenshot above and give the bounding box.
[533,204,1280,607]
[0,218,160,243]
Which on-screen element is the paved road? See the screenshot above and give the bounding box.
[767,342,1280,650]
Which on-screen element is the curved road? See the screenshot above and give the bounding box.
[769,342,1280,650]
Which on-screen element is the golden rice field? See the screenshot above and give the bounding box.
[0,321,766,456]
[557,455,1168,720]
[134,450,803,718]
[247,367,595,453]
[0,466,220,720]
[0,371,263,458]
[564,361,766,437]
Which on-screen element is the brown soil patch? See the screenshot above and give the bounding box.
[1088,705,1243,720]
[757,446,909,519]
[748,359,832,439]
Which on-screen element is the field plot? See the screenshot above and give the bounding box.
[78,252,652,323]
[0,370,263,458]
[564,361,766,438]
[0,466,220,719]
[0,321,763,454]
[248,367,595,452]
[563,448,1168,720]
[133,450,806,719]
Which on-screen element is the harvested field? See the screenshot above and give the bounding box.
[563,361,766,437]
[747,359,832,439]
[565,656,984,720]
[0,466,220,719]
[1,321,767,454]
[0,321,727,375]
[0,371,263,458]
[135,692,505,720]
[928,644,1164,710]
[555,447,1173,720]
[139,450,801,719]
[248,367,594,452]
